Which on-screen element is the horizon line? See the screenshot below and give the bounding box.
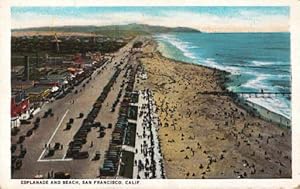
[11,23,289,34]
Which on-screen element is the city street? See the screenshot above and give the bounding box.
[12,37,144,178]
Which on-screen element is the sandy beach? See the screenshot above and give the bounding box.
[134,38,291,179]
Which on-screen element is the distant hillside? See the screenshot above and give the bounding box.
[12,23,201,37]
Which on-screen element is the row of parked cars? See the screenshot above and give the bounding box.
[42,59,111,178]
[99,62,139,177]
[66,67,122,159]
[11,112,44,173]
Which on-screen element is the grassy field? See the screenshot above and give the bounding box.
[124,123,136,147]
[119,150,134,178]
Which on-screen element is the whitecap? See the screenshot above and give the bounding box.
[247,97,291,119]
[251,60,289,67]
[241,74,270,90]
[156,34,197,60]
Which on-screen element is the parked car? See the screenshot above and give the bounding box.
[73,151,89,159]
[17,135,25,144]
[26,129,33,137]
[54,172,71,179]
[91,151,100,161]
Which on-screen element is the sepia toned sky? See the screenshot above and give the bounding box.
[11,7,289,32]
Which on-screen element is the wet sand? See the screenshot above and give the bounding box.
[135,39,291,179]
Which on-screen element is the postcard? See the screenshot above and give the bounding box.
[0,1,300,189]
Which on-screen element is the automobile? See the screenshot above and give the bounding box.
[103,161,116,168]
[99,126,105,132]
[56,92,65,99]
[11,144,17,153]
[17,135,25,144]
[65,87,71,93]
[75,132,88,138]
[54,143,60,150]
[18,149,27,158]
[104,159,115,165]
[54,172,71,179]
[73,151,89,159]
[20,120,31,124]
[79,127,90,132]
[74,138,87,144]
[70,146,81,151]
[15,159,22,169]
[91,151,101,161]
[66,123,72,130]
[107,151,118,156]
[72,142,83,148]
[103,164,115,170]
[43,112,48,118]
[69,118,74,124]
[99,131,106,138]
[100,167,115,176]
[34,174,44,179]
[77,128,89,134]
[46,149,55,157]
[35,117,40,123]
[105,155,118,161]
[11,127,20,136]
[26,129,33,137]
[93,122,101,127]
[33,123,39,130]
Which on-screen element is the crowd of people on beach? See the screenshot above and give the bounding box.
[142,59,290,178]
[155,90,291,177]
[130,41,292,179]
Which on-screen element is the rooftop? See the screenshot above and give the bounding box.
[26,86,50,94]
[11,80,35,90]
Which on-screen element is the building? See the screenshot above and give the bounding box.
[36,73,70,90]
[11,80,35,90]
[26,86,51,103]
[11,90,30,128]
[73,53,84,67]
[11,90,30,117]
[11,66,25,80]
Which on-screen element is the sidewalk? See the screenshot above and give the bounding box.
[131,90,165,179]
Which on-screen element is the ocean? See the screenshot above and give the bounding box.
[155,32,291,119]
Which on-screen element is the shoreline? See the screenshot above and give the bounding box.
[152,38,291,129]
[135,37,291,178]
[234,96,291,128]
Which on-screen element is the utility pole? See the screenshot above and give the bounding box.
[35,51,39,80]
[24,56,30,81]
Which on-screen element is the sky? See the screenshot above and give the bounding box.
[11,7,289,32]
